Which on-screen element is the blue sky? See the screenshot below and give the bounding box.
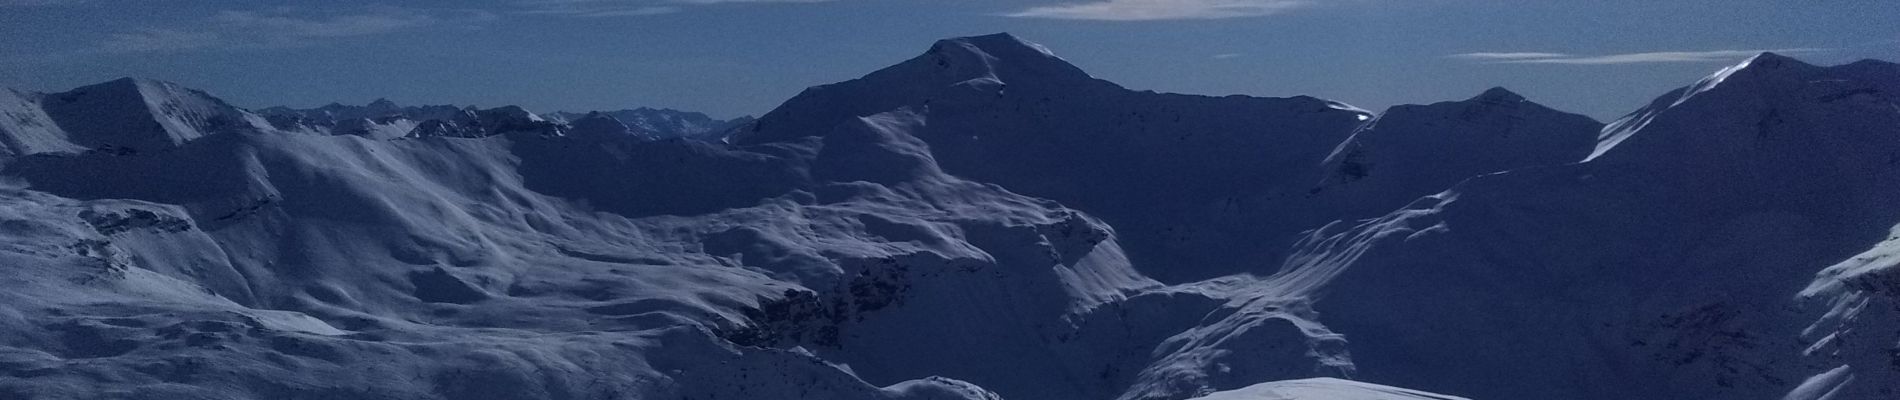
[1,0,1894,120]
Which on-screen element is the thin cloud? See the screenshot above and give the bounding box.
[0,0,76,5]
[1003,0,1313,21]
[519,0,831,17]
[211,9,490,38]
[91,7,497,53]
[1449,49,1831,65]
[99,29,224,53]
[673,0,833,3]
[1447,52,1572,61]
[521,4,682,17]
[1212,53,1243,59]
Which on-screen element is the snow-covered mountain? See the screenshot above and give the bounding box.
[0,33,1895,400]
[259,101,565,140]
[256,100,750,142]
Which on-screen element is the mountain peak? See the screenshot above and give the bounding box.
[933,33,1054,58]
[20,77,267,154]
[1745,51,1805,68]
[84,77,171,96]
[736,33,1113,144]
[87,77,217,100]
[1587,51,1884,163]
[916,32,1095,87]
[100,76,163,89]
[1472,87,1526,103]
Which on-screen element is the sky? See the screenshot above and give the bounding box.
[1,0,1895,121]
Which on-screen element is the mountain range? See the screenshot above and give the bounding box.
[0,33,1894,400]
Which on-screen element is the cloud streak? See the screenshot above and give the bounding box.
[1449,48,1830,65]
[92,7,497,53]
[211,9,484,38]
[1003,0,1312,21]
[1446,52,1572,61]
[517,0,831,17]
[99,29,225,53]
[0,0,75,6]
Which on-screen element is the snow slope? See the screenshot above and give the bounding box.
[0,88,85,158]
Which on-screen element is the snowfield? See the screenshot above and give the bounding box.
[0,33,1894,400]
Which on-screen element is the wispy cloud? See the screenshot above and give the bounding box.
[1003,0,1312,21]
[0,0,76,5]
[99,29,225,53]
[517,1,681,17]
[211,9,477,38]
[1449,48,1830,65]
[517,0,831,17]
[673,0,833,3]
[91,7,497,53]
[1212,53,1243,59]
[1447,52,1572,61]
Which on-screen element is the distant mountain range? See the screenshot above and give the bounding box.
[250,100,751,142]
[0,33,1894,400]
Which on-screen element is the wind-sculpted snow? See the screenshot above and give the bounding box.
[1,33,1896,400]
[1794,224,1900,400]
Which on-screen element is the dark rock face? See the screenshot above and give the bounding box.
[80,208,193,236]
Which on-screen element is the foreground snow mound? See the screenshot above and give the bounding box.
[1189,378,1466,400]
[1256,53,1900,399]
